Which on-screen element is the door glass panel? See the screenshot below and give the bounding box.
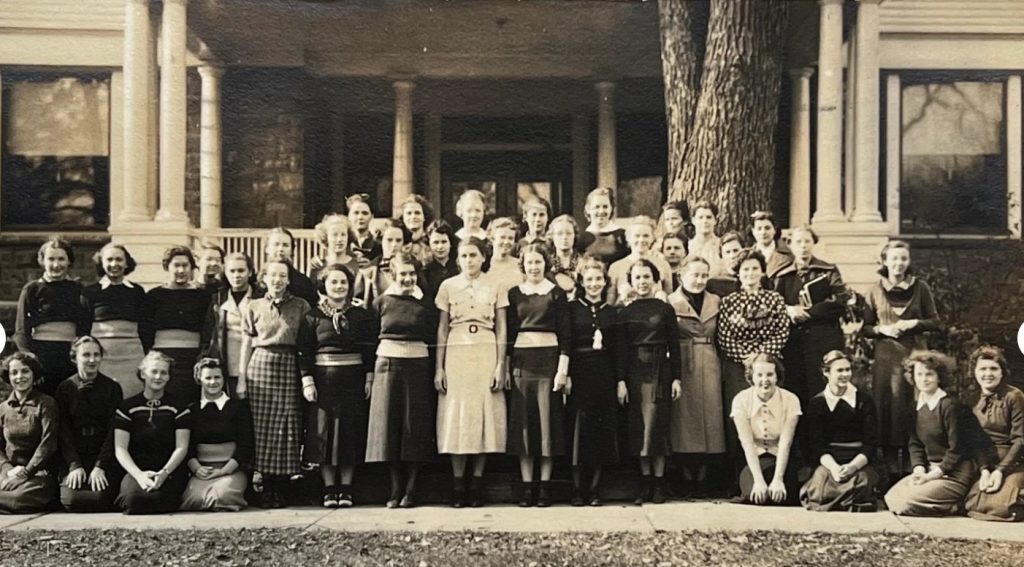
[450,181,498,216]
[517,181,559,215]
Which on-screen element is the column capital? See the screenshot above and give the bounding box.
[197,65,223,80]
[595,81,616,94]
[163,0,189,6]
[818,0,844,6]
[788,67,815,79]
[392,79,416,93]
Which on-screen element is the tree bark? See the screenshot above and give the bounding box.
[658,0,703,202]
[667,0,788,232]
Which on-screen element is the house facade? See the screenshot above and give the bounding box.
[1,0,1022,307]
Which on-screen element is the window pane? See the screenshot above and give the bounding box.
[7,78,110,157]
[450,181,498,216]
[516,182,555,216]
[900,81,1006,234]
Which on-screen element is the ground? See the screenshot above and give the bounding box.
[0,529,1022,566]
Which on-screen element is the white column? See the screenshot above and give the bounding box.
[198,65,223,229]
[121,0,154,222]
[425,113,442,217]
[814,0,845,223]
[789,68,814,227]
[1008,75,1022,239]
[844,29,857,217]
[851,0,883,223]
[146,12,159,217]
[391,79,415,213]
[109,71,124,223]
[885,74,902,234]
[156,0,189,224]
[595,81,618,190]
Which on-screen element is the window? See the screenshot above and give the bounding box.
[899,76,1008,235]
[1,72,111,230]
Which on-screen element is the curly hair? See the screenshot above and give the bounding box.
[902,350,957,388]
[69,335,106,363]
[426,219,460,267]
[93,242,138,278]
[162,246,197,271]
[1,352,46,385]
[969,345,1010,384]
[734,248,767,275]
[878,239,914,278]
[193,357,224,384]
[575,255,610,300]
[315,263,358,303]
[743,353,785,386]
[137,350,174,382]
[517,242,552,275]
[38,236,75,266]
[626,258,661,285]
[314,213,351,247]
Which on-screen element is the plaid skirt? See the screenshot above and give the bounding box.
[248,347,302,475]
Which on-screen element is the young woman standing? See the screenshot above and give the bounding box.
[434,238,508,507]
[580,188,628,265]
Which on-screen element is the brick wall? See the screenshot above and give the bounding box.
[222,70,305,228]
[185,69,201,226]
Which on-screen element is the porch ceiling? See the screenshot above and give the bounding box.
[188,0,663,79]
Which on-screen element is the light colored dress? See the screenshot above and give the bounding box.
[668,290,725,454]
[435,273,509,454]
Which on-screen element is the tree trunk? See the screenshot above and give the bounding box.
[658,0,703,203]
[668,0,788,232]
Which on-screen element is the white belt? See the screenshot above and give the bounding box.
[514,331,558,349]
[32,321,77,342]
[153,329,200,349]
[91,320,139,339]
[377,339,428,359]
[315,353,363,367]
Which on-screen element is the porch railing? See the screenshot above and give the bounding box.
[192,228,324,276]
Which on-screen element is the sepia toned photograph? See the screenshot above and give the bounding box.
[0,0,1023,565]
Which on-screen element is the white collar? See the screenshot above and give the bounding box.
[450,273,489,292]
[518,278,555,295]
[586,221,623,234]
[456,226,487,239]
[383,283,424,300]
[99,276,135,289]
[199,393,229,410]
[743,387,783,418]
[823,384,858,412]
[756,241,776,256]
[916,388,947,411]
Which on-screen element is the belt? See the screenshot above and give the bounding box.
[32,321,77,342]
[829,441,864,448]
[91,320,139,339]
[451,323,492,335]
[687,337,713,345]
[79,426,101,437]
[315,353,363,367]
[153,329,200,349]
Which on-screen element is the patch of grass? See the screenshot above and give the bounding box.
[0,529,1021,566]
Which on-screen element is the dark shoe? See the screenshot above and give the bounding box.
[588,495,603,507]
[633,477,649,506]
[518,482,536,507]
[536,482,552,508]
[570,487,586,507]
[468,479,485,508]
[336,491,354,508]
[269,490,285,509]
[399,494,416,509]
[322,488,340,509]
[386,498,400,509]
[451,489,467,508]
[259,489,276,509]
[651,478,667,504]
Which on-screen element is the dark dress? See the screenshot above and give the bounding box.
[180,396,254,511]
[81,280,149,398]
[617,297,681,458]
[55,373,123,512]
[299,302,379,467]
[580,227,628,265]
[884,394,980,516]
[351,233,383,265]
[14,278,88,396]
[966,385,1024,521]
[113,392,192,514]
[422,259,457,301]
[799,388,880,512]
[144,286,214,402]
[506,284,570,458]
[0,390,59,514]
[365,293,437,463]
[862,277,941,454]
[287,264,319,307]
[566,298,620,467]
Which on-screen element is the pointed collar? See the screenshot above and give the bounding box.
[881,275,916,292]
[823,384,858,412]
[448,272,490,293]
[518,278,555,296]
[456,226,487,240]
[916,388,947,411]
[383,283,424,299]
[776,256,835,277]
[265,291,295,308]
[586,221,623,234]
[755,241,776,258]
[5,389,40,408]
[742,387,784,419]
[99,276,135,289]
[221,286,253,311]
[669,289,719,322]
[199,392,229,410]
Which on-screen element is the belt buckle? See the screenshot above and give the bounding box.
[468,324,479,334]
[81,426,97,437]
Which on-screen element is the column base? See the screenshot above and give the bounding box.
[109,219,194,288]
[154,209,191,224]
[811,211,847,224]
[851,210,884,223]
[812,220,891,293]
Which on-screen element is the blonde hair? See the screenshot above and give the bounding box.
[456,190,487,218]
[314,213,351,246]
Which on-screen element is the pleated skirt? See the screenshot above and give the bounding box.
[437,329,507,455]
[247,347,302,476]
[365,356,436,463]
[566,350,619,466]
[508,346,566,457]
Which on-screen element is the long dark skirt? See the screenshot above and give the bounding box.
[722,359,749,480]
[115,471,187,515]
[872,338,916,450]
[739,453,800,506]
[60,472,120,513]
[0,473,57,514]
[623,346,672,458]
[366,356,436,463]
[567,350,619,467]
[160,347,201,402]
[304,364,369,466]
[800,465,879,512]
[31,339,76,397]
[248,347,303,476]
[885,459,976,516]
[508,346,566,457]
[783,325,843,410]
[966,447,1024,522]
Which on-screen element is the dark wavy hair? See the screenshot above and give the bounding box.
[626,258,661,285]
[734,248,767,275]
[518,242,552,275]
[93,242,138,278]
[426,219,460,267]
[902,350,957,389]
[162,246,198,271]
[1,352,46,385]
[315,263,358,303]
[969,345,1010,385]
[459,236,493,274]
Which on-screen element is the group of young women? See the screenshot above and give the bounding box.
[2,188,1021,522]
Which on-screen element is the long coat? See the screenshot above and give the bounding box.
[669,290,726,454]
